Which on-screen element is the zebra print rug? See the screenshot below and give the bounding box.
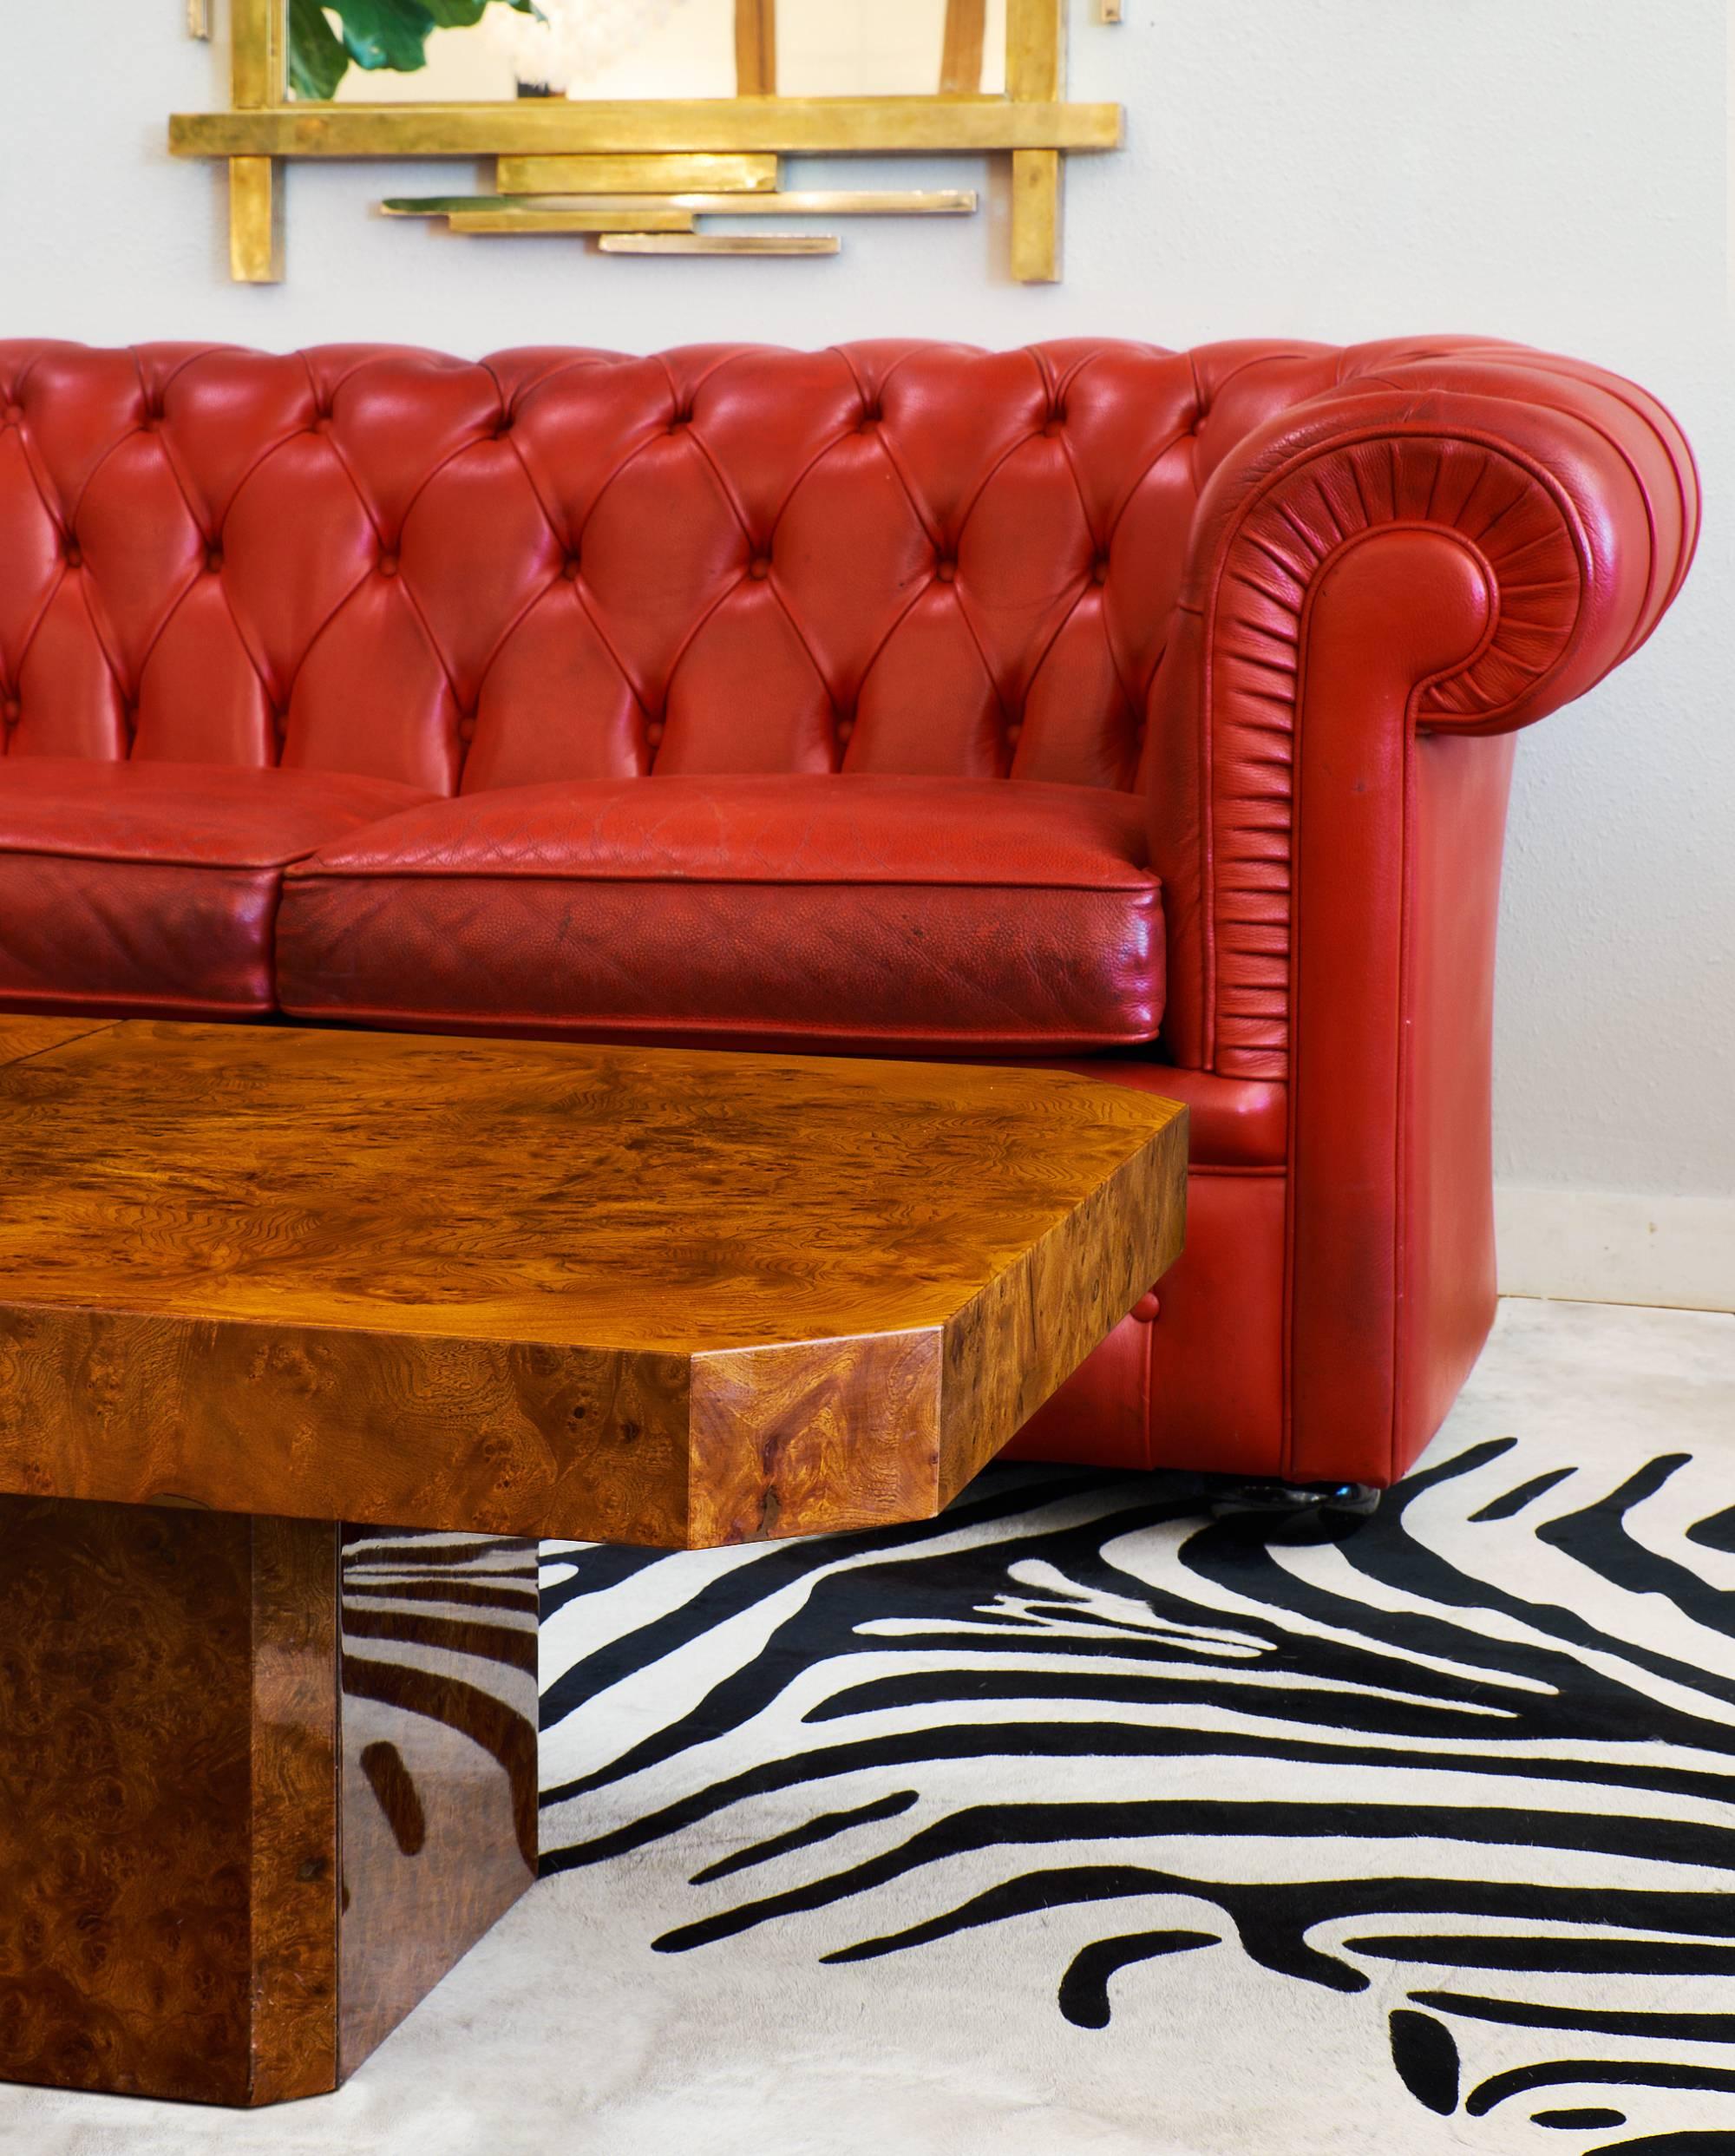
[4,1299,1732,2156]
[536,1301,1735,2156]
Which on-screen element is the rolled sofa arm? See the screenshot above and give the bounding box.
[1149,338,1700,1076]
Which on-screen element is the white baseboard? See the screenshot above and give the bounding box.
[1495,1184,1735,1314]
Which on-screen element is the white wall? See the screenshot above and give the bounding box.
[2,0,1732,1304]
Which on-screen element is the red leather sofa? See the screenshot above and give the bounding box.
[0,337,1698,1504]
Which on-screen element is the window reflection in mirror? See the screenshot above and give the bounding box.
[287,0,1009,104]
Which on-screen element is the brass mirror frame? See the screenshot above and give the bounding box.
[168,0,1121,283]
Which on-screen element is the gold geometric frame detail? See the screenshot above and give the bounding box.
[168,0,1122,283]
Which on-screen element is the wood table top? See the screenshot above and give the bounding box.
[0,1017,1185,1548]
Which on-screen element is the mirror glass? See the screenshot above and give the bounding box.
[286,0,1009,103]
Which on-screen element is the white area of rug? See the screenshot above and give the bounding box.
[7,1296,1735,2156]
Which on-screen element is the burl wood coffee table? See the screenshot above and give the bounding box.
[0,1015,1184,2108]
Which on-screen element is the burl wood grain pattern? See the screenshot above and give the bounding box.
[0,1021,1186,1547]
[249,1512,342,2104]
[0,1498,331,2104]
[0,1498,538,2106]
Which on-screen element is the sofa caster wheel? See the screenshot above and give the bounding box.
[1204,1478,1382,1545]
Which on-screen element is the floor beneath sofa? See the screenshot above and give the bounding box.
[10,1294,1735,2156]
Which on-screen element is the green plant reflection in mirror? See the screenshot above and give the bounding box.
[285,0,1005,103]
[288,0,535,102]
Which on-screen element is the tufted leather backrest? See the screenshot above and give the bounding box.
[0,336,1389,796]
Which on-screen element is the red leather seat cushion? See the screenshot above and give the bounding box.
[0,759,432,1017]
[278,775,1164,1054]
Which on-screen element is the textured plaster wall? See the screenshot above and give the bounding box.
[1,0,1731,1211]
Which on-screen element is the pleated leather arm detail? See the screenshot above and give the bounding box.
[1149,340,1701,1077]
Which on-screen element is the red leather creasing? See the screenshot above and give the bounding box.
[278,773,1163,1054]
[284,769,1156,886]
[0,756,428,867]
[0,758,429,1014]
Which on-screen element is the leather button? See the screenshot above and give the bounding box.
[457,714,477,743]
[379,553,399,577]
[206,548,223,574]
[2,698,18,724]
[934,558,957,584]
[495,421,514,440]
[63,543,81,568]
[562,555,581,580]
[1093,557,1110,585]
[749,556,771,580]
[1130,1291,1162,1324]
[313,415,332,434]
[3,405,21,426]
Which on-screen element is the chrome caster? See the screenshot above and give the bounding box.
[1204,1478,1383,1544]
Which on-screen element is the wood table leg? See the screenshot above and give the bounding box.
[0,1498,537,2107]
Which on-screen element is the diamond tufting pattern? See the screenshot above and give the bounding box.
[0,337,1229,797]
[0,333,1700,1080]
